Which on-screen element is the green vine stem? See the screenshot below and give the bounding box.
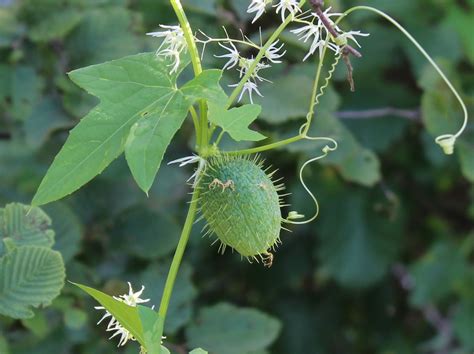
[157,189,200,348]
[169,0,209,149]
[338,6,468,155]
[156,0,205,348]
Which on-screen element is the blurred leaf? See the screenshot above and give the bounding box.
[0,203,55,249]
[453,299,474,351]
[7,66,44,122]
[186,303,281,354]
[257,75,315,124]
[140,262,197,334]
[73,282,146,347]
[113,206,180,260]
[21,311,49,338]
[24,97,72,149]
[0,7,24,48]
[409,241,468,306]
[446,7,474,64]
[189,349,208,354]
[0,335,9,354]
[29,9,83,42]
[0,246,65,319]
[63,307,88,330]
[66,7,141,66]
[315,186,402,288]
[457,132,474,182]
[44,202,82,263]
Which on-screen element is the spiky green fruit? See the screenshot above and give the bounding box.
[199,156,283,263]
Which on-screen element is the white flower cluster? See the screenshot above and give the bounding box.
[146,3,368,103]
[95,282,152,347]
[147,24,187,74]
[248,0,302,23]
[291,9,369,61]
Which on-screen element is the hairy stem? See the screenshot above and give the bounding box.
[157,189,200,347]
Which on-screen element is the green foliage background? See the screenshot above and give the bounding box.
[0,0,473,353]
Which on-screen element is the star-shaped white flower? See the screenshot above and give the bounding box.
[273,0,301,22]
[247,0,271,24]
[95,283,152,348]
[147,24,187,74]
[265,40,286,63]
[229,81,264,104]
[215,42,241,70]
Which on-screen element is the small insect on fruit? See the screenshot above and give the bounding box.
[198,155,286,267]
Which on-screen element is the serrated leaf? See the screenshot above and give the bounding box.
[32,53,184,205]
[186,303,281,354]
[0,203,55,249]
[73,282,146,347]
[0,246,65,319]
[209,104,266,142]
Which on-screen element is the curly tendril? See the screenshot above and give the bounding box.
[284,132,338,225]
[338,6,469,155]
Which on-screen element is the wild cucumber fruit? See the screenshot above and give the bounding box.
[198,155,285,266]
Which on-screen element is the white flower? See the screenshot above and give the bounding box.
[265,40,286,63]
[147,24,187,74]
[215,42,241,70]
[229,81,264,104]
[168,155,206,187]
[238,57,271,83]
[336,30,370,48]
[273,0,301,22]
[291,8,369,61]
[247,0,271,24]
[95,282,151,347]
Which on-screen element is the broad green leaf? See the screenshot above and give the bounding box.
[32,53,184,206]
[140,262,197,334]
[125,69,225,193]
[0,203,55,249]
[208,104,266,142]
[458,138,474,182]
[186,303,281,354]
[73,282,146,347]
[138,306,162,354]
[0,246,65,319]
